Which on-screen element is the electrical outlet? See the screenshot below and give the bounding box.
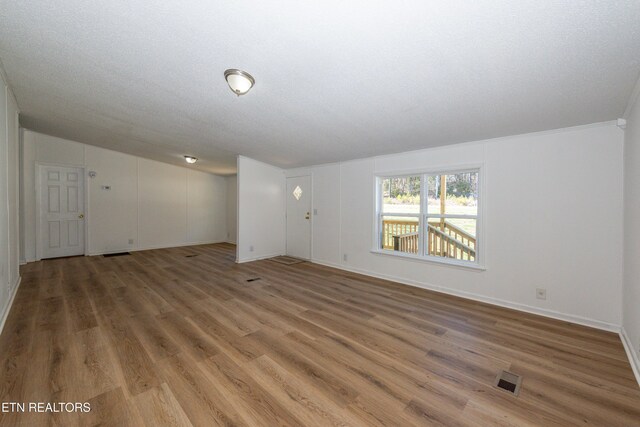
[128,239,134,245]
[343,254,348,262]
[536,288,547,300]
[249,245,254,252]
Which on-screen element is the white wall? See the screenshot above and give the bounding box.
[84,146,138,255]
[286,123,624,330]
[187,168,228,246]
[138,159,188,249]
[0,72,20,331]
[226,175,237,244]
[21,130,228,259]
[623,93,640,375]
[237,156,285,262]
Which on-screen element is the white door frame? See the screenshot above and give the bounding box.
[35,162,89,261]
[285,174,313,260]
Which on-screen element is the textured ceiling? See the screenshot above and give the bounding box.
[1,1,640,175]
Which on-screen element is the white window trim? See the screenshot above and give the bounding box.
[374,165,485,270]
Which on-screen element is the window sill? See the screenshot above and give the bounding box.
[370,249,486,271]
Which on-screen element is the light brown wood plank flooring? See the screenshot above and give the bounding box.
[1,243,638,426]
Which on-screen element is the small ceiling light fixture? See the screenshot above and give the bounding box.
[224,69,255,96]
[184,156,198,164]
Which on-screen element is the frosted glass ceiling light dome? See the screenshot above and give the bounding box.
[184,156,198,164]
[224,69,255,96]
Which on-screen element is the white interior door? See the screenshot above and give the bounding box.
[39,165,85,258]
[286,175,311,259]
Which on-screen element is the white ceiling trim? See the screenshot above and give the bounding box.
[623,71,640,119]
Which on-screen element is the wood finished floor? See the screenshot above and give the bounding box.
[1,243,639,426]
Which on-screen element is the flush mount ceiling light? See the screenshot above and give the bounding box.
[184,156,198,164]
[224,69,255,96]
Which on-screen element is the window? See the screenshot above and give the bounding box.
[376,169,480,266]
[379,176,421,254]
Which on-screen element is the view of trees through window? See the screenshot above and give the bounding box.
[379,171,479,263]
[427,173,478,236]
[381,176,420,214]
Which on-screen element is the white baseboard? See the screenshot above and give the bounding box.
[0,276,22,336]
[237,252,284,264]
[311,259,621,333]
[87,240,227,256]
[24,241,231,262]
[620,327,640,387]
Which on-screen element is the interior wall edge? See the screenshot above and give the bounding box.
[621,327,640,387]
[236,156,286,262]
[0,276,21,336]
[623,71,640,119]
[236,252,285,264]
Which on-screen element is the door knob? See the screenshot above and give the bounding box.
[305,212,310,219]
[78,214,84,219]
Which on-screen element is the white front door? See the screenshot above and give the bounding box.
[39,165,85,259]
[286,175,311,259]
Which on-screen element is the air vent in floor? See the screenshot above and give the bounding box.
[494,370,522,396]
